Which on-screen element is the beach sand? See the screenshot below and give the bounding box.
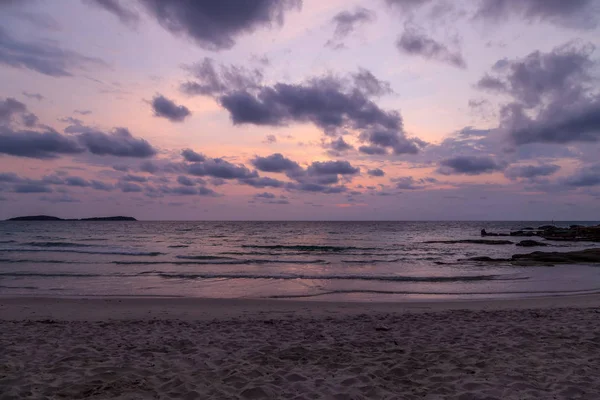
[1,295,600,399]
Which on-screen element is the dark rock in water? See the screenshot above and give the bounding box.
[467,256,510,262]
[6,215,137,221]
[511,248,600,264]
[471,248,600,265]
[538,225,557,230]
[516,240,548,247]
[523,227,534,230]
[510,230,538,237]
[425,239,513,245]
[570,225,584,229]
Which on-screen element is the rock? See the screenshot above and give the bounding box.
[467,256,510,262]
[538,225,557,230]
[511,248,600,264]
[516,240,548,247]
[425,239,513,245]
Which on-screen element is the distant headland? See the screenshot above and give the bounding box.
[6,215,137,221]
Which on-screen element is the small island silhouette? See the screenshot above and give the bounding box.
[6,215,137,221]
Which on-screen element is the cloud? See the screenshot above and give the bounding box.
[240,176,286,188]
[477,42,600,146]
[396,27,466,68]
[91,180,113,191]
[475,0,599,29]
[74,109,92,115]
[177,175,195,186]
[393,176,431,190]
[438,156,505,175]
[326,7,375,49]
[358,129,424,155]
[358,145,388,155]
[180,57,263,96]
[151,94,191,122]
[351,68,393,97]
[264,134,277,144]
[136,0,301,51]
[13,183,52,193]
[64,176,90,187]
[85,0,140,25]
[286,182,347,193]
[251,153,300,173]
[306,160,359,175]
[0,127,84,159]
[254,192,276,199]
[564,163,600,187]
[78,127,157,157]
[188,158,257,180]
[0,26,105,77]
[0,97,27,124]
[181,149,205,162]
[504,163,560,180]
[476,43,593,108]
[122,174,147,183]
[139,160,158,173]
[324,136,354,156]
[368,168,385,177]
[22,92,44,101]
[118,182,143,193]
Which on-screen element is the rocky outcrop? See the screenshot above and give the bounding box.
[468,248,600,266]
[516,240,548,247]
[425,239,513,245]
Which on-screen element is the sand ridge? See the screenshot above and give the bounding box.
[1,299,600,399]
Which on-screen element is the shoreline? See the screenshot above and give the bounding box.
[2,293,600,321]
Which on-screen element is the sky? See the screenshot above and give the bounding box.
[1,0,600,221]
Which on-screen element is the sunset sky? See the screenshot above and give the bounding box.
[1,0,600,220]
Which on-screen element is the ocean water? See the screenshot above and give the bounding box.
[1,221,599,301]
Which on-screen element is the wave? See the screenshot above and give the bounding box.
[24,241,96,248]
[176,255,234,260]
[157,272,517,283]
[0,258,77,264]
[241,245,377,252]
[0,248,163,256]
[114,258,329,265]
[0,240,16,244]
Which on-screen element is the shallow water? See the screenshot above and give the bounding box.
[1,221,599,301]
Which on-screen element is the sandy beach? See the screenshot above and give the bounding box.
[1,295,600,399]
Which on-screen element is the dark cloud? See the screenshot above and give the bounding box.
[385,0,434,11]
[564,163,600,187]
[475,0,599,29]
[86,0,140,25]
[220,76,401,133]
[254,192,276,199]
[504,163,560,180]
[240,176,286,188]
[0,172,21,183]
[0,128,84,159]
[22,92,44,101]
[78,127,157,158]
[352,68,393,97]
[118,182,143,193]
[368,168,385,177]
[91,180,113,191]
[0,97,27,124]
[136,0,301,51]
[306,160,359,175]
[139,160,158,173]
[326,7,375,49]
[478,43,600,146]
[122,174,147,183]
[358,145,388,155]
[286,182,347,194]
[39,194,80,203]
[324,136,354,156]
[188,158,257,180]
[251,153,300,173]
[59,117,84,125]
[438,156,505,175]
[181,57,263,96]
[181,149,206,162]
[0,26,105,77]
[65,176,90,187]
[74,110,92,115]
[21,113,38,127]
[396,27,466,68]
[13,183,52,193]
[176,175,194,186]
[392,176,435,190]
[359,129,423,155]
[151,94,191,122]
[477,43,593,108]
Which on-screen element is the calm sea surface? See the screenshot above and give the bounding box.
[1,221,599,301]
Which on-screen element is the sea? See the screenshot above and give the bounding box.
[1,221,599,301]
